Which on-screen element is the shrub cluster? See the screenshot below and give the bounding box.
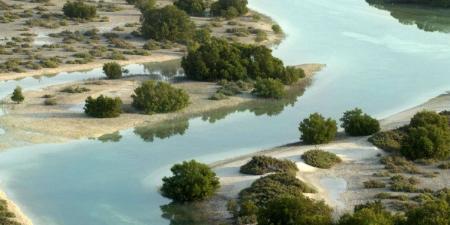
[338,201,403,225]
[63,1,97,19]
[103,62,122,79]
[140,5,195,43]
[211,0,248,19]
[368,129,406,152]
[131,80,189,114]
[11,86,24,103]
[84,95,122,118]
[341,108,380,136]
[299,113,337,144]
[182,37,304,84]
[239,156,298,175]
[174,0,207,16]
[363,179,386,189]
[161,160,220,202]
[301,149,342,169]
[252,78,285,99]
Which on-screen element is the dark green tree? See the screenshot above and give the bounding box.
[340,108,380,136]
[161,160,220,202]
[252,78,285,99]
[211,0,248,18]
[174,0,207,16]
[103,62,122,79]
[84,95,122,118]
[405,199,449,225]
[11,86,24,103]
[63,1,96,19]
[140,5,195,43]
[299,113,337,144]
[131,80,189,114]
[338,201,403,225]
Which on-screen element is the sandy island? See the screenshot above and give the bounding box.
[207,93,450,221]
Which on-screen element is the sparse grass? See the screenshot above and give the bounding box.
[380,156,421,174]
[390,175,419,192]
[60,86,90,93]
[374,192,408,201]
[363,180,386,189]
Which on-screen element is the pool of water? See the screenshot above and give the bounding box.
[1,0,450,224]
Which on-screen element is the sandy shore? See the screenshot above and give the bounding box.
[0,190,33,225]
[209,93,450,219]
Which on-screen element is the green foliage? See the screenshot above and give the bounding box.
[338,201,402,225]
[239,173,316,207]
[131,81,189,114]
[161,160,220,202]
[367,0,450,8]
[405,199,450,225]
[11,86,24,103]
[103,62,122,79]
[174,0,207,16]
[369,129,407,152]
[60,86,90,93]
[239,155,298,175]
[252,78,285,99]
[301,149,342,169]
[380,156,421,174]
[363,179,386,188]
[140,5,195,43]
[211,0,248,18]
[272,24,282,34]
[258,196,333,225]
[84,95,122,118]
[0,199,21,225]
[299,113,337,144]
[182,37,301,83]
[63,1,96,19]
[340,108,380,136]
[410,111,449,130]
[389,175,419,192]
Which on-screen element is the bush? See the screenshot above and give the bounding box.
[239,173,316,207]
[60,86,90,93]
[140,5,195,43]
[299,113,337,144]
[380,156,421,174]
[63,1,96,19]
[368,129,406,152]
[389,175,418,192]
[272,24,282,34]
[211,0,248,18]
[84,95,122,118]
[341,108,380,136]
[174,0,206,16]
[252,78,285,99]
[338,201,402,225]
[363,180,386,188]
[161,160,220,202]
[301,149,342,169]
[405,199,450,225]
[103,62,122,79]
[240,156,298,175]
[11,86,24,103]
[258,196,332,225]
[131,80,189,114]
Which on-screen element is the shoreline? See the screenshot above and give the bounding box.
[0,190,33,225]
[208,92,450,219]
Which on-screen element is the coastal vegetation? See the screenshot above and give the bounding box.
[239,156,298,175]
[63,1,97,19]
[211,0,248,19]
[11,86,24,104]
[252,78,285,99]
[161,160,220,202]
[299,113,337,144]
[174,0,207,16]
[103,62,122,79]
[0,198,22,225]
[341,108,380,136]
[131,81,190,114]
[84,95,122,118]
[367,0,450,8]
[301,149,342,169]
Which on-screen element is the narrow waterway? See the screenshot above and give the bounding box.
[0,0,450,224]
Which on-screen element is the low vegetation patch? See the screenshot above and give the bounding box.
[389,175,419,193]
[60,86,90,94]
[84,95,122,118]
[380,156,421,174]
[240,156,298,175]
[301,149,342,169]
[363,179,386,189]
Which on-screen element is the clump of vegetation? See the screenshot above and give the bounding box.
[63,1,96,19]
[131,81,189,114]
[103,62,122,79]
[301,149,342,169]
[44,98,57,106]
[161,160,220,202]
[258,196,333,225]
[380,156,421,174]
[11,86,24,103]
[340,108,380,136]
[211,0,248,19]
[40,57,62,68]
[299,113,337,144]
[252,78,285,99]
[174,0,207,16]
[438,162,450,169]
[363,179,386,189]
[389,175,419,192]
[0,198,23,225]
[272,24,282,34]
[239,173,316,207]
[60,86,90,94]
[140,5,195,43]
[214,79,252,97]
[240,156,298,175]
[84,95,122,118]
[369,129,407,152]
[337,201,403,225]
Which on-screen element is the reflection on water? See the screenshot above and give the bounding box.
[97,132,123,143]
[367,1,450,33]
[134,118,189,142]
[143,60,184,80]
[160,202,228,225]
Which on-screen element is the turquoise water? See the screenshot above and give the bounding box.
[1,0,450,224]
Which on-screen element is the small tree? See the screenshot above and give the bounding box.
[161,160,220,202]
[405,199,449,225]
[84,95,122,118]
[257,196,333,225]
[340,108,380,136]
[103,62,122,79]
[11,86,24,104]
[338,201,402,225]
[132,80,189,114]
[63,1,97,19]
[252,78,285,99]
[299,113,337,144]
[211,0,248,18]
[174,0,207,16]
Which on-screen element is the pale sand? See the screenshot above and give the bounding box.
[210,93,450,218]
[0,190,33,225]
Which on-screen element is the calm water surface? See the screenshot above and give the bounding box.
[1,0,450,224]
